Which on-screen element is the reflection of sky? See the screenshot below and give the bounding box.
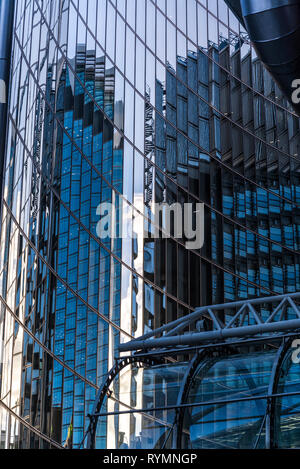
[190,400,266,441]
[187,353,276,447]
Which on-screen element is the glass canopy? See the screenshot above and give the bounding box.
[92,345,300,449]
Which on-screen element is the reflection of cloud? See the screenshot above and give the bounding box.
[0,79,6,104]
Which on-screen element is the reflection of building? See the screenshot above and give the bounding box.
[0,36,122,448]
[224,0,300,115]
[0,0,300,450]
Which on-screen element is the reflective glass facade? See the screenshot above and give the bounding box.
[0,0,299,449]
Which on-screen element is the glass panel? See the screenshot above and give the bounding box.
[100,362,189,449]
[274,348,300,448]
[182,351,277,449]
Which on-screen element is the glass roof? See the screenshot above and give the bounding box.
[93,346,300,449]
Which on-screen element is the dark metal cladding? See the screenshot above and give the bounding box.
[240,0,300,115]
[0,0,15,207]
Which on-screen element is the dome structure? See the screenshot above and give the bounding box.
[87,341,300,449]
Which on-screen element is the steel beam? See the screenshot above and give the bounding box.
[90,390,300,419]
[265,339,287,449]
[85,356,160,449]
[267,338,294,448]
[119,318,300,352]
[119,293,300,353]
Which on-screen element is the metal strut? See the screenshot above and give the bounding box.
[85,355,159,449]
[119,293,300,353]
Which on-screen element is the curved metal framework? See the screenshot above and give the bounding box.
[225,0,300,114]
[175,345,271,449]
[87,292,300,449]
[87,334,300,449]
[173,349,215,449]
[85,355,160,449]
[267,337,296,448]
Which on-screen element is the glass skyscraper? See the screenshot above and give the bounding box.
[0,0,300,449]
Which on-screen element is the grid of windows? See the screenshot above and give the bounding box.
[0,0,299,449]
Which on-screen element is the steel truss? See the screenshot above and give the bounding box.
[86,293,300,449]
[86,336,300,449]
[119,292,300,354]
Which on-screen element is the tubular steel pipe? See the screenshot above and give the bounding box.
[92,389,300,419]
[119,318,300,352]
[125,292,300,345]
